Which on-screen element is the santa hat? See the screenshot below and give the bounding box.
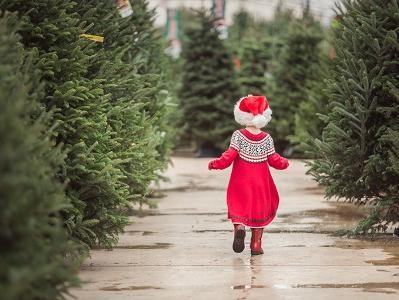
[234,95,272,128]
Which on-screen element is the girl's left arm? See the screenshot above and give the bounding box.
[208,147,238,170]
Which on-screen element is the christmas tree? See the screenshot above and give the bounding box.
[292,56,331,154]
[228,10,253,45]
[76,0,177,203]
[0,15,80,300]
[268,15,323,153]
[180,11,239,153]
[237,38,272,96]
[0,0,130,249]
[307,0,399,233]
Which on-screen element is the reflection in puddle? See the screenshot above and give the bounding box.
[297,282,399,294]
[232,284,268,290]
[112,242,172,249]
[332,240,399,266]
[193,229,230,233]
[231,282,399,294]
[124,230,156,236]
[100,285,162,291]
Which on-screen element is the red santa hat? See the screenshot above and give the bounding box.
[234,95,272,128]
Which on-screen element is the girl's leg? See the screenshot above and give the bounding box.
[232,224,246,253]
[250,227,264,255]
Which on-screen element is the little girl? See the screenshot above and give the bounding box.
[208,95,289,255]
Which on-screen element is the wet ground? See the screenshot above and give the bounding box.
[69,158,399,300]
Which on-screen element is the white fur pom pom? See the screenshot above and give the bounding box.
[252,114,267,128]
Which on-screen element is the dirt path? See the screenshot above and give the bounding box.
[69,158,399,300]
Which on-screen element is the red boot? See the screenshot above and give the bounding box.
[250,228,264,255]
[232,224,246,253]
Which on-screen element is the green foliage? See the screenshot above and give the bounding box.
[237,38,272,96]
[0,14,80,300]
[0,0,131,249]
[180,11,239,151]
[0,0,178,249]
[268,17,323,152]
[77,0,178,202]
[307,0,399,233]
[228,10,255,56]
[292,56,331,155]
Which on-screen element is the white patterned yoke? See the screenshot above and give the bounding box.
[229,130,275,163]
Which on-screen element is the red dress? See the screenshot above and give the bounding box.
[209,129,289,228]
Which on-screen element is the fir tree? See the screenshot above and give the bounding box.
[228,10,254,58]
[238,38,272,96]
[180,11,239,153]
[0,0,130,249]
[269,16,323,153]
[76,0,177,203]
[292,56,331,154]
[0,15,80,300]
[308,0,399,233]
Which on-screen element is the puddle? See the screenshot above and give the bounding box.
[127,209,160,217]
[159,185,225,192]
[296,282,399,294]
[279,203,368,223]
[124,230,156,236]
[113,243,172,250]
[330,239,399,266]
[100,285,162,291]
[231,282,399,294]
[302,186,325,195]
[278,203,369,233]
[267,229,334,234]
[193,229,231,233]
[128,210,225,217]
[232,284,268,290]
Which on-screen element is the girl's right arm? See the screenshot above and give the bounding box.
[267,152,289,170]
[265,134,289,170]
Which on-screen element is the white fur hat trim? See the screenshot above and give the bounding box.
[234,96,272,128]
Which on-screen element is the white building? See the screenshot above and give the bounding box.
[148,0,337,27]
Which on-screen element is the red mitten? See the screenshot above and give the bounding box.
[208,161,215,170]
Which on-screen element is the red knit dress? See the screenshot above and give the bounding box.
[209,128,289,228]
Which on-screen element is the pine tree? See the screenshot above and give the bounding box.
[180,11,239,153]
[238,38,272,96]
[268,16,323,153]
[307,0,399,233]
[0,0,130,249]
[0,15,80,300]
